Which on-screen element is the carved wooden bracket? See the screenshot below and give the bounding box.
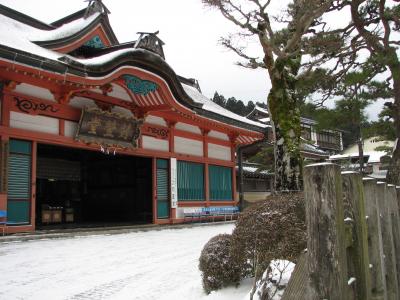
[228,133,239,144]
[165,119,177,128]
[201,128,210,136]
[52,90,73,105]
[3,80,20,92]
[101,83,113,95]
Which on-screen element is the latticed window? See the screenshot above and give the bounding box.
[8,139,32,224]
[177,161,204,201]
[209,165,232,201]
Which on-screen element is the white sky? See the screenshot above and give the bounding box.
[0,0,384,120]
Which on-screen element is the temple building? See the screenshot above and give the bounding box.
[247,105,343,160]
[0,2,267,233]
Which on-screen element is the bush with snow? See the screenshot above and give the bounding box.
[198,233,242,294]
[230,192,306,280]
[250,260,295,300]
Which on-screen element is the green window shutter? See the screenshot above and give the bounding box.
[8,155,31,199]
[209,165,232,201]
[156,159,169,219]
[177,161,204,201]
[157,168,168,201]
[7,140,32,224]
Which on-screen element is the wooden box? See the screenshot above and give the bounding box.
[51,210,62,223]
[42,209,52,223]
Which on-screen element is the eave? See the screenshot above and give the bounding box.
[0,45,265,142]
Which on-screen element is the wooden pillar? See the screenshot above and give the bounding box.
[342,172,371,300]
[152,157,157,223]
[238,147,244,210]
[167,120,176,154]
[387,184,400,294]
[377,182,399,300]
[30,141,37,230]
[229,134,238,205]
[0,138,8,217]
[303,163,348,300]
[202,129,210,206]
[2,94,10,127]
[59,119,65,136]
[363,178,387,300]
[231,143,237,203]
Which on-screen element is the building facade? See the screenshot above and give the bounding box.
[0,2,267,233]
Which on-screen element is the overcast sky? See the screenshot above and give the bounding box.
[0,0,385,120]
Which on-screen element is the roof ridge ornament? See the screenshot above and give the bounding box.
[84,0,110,19]
[134,31,165,59]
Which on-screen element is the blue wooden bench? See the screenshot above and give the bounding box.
[0,210,7,236]
[184,206,239,223]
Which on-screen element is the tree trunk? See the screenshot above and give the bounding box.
[386,61,400,185]
[268,57,302,191]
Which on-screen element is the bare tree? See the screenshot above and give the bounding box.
[202,0,339,191]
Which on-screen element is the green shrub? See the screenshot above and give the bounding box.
[198,233,242,294]
[231,192,306,280]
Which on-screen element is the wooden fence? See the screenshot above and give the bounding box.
[282,162,400,300]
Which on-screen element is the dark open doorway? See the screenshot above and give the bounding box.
[36,144,153,228]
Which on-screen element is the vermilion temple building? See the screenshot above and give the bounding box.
[0,2,267,233]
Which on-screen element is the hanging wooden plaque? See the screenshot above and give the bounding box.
[75,107,143,149]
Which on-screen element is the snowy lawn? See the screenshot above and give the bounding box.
[0,223,254,300]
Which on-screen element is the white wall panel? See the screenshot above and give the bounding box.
[109,84,132,102]
[142,135,169,152]
[65,121,78,138]
[175,136,203,156]
[208,130,229,141]
[145,115,167,126]
[69,97,96,109]
[14,83,55,102]
[208,143,231,161]
[175,122,201,134]
[10,112,59,134]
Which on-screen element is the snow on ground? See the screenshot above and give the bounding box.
[0,223,253,300]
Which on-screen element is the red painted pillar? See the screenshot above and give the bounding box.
[152,157,157,224]
[59,120,65,136]
[30,141,37,230]
[229,134,238,204]
[202,129,210,206]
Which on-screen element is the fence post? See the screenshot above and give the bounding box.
[396,186,400,217]
[377,182,399,300]
[342,172,371,300]
[387,184,400,292]
[363,178,387,300]
[304,163,348,300]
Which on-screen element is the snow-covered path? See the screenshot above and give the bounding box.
[0,223,252,300]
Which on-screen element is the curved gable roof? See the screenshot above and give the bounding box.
[0,4,267,139]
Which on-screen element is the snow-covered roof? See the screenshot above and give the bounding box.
[254,105,269,114]
[258,117,270,123]
[31,13,100,42]
[300,117,317,125]
[182,84,268,129]
[301,141,328,156]
[368,170,388,180]
[0,14,63,60]
[330,151,388,164]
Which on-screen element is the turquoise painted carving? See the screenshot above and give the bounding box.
[123,75,158,96]
[84,35,105,49]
